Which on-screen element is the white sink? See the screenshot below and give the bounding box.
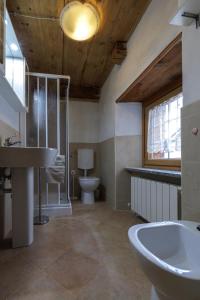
[0,146,57,167]
[128,221,200,300]
[0,146,57,248]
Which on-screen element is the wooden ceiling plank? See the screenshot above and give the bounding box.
[92,0,152,87]
[7,0,151,99]
[81,0,145,86]
[62,0,102,87]
[7,0,64,18]
[78,0,124,87]
[9,15,63,74]
[63,37,90,85]
[61,84,100,100]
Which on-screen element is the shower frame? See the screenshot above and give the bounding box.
[26,72,71,215]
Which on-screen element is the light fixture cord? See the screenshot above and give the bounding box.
[9,12,59,21]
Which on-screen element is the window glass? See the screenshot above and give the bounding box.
[147,92,183,160]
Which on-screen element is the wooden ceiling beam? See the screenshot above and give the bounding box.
[61,84,100,101]
[111,41,127,65]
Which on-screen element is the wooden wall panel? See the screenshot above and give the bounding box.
[117,34,182,104]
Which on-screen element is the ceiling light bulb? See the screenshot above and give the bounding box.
[60,1,100,41]
[10,43,19,51]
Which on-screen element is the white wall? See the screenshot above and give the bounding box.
[115,103,142,137]
[182,26,200,106]
[0,95,19,130]
[181,4,200,220]
[99,0,181,142]
[69,100,99,143]
[99,75,116,141]
[178,0,185,7]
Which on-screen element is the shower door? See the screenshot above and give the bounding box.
[26,73,71,214]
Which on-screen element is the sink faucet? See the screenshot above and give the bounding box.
[4,136,21,147]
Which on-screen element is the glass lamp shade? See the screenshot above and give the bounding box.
[60,1,100,41]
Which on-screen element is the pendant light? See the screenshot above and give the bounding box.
[60,1,100,41]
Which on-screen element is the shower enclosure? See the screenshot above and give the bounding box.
[26,72,71,216]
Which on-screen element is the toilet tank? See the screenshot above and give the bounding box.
[78,149,94,170]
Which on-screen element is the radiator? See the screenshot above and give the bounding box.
[131,177,180,222]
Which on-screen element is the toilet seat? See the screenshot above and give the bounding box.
[79,176,100,204]
[79,176,99,182]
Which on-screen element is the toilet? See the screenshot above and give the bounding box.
[78,149,100,204]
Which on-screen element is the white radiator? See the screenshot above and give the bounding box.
[131,177,180,222]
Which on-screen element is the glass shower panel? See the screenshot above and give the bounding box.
[26,76,39,207]
[60,101,67,204]
[60,78,70,205]
[38,78,47,205]
[26,76,38,147]
[48,79,58,148]
[38,78,46,147]
[47,79,59,205]
[26,73,70,213]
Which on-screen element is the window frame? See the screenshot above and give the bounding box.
[143,88,182,170]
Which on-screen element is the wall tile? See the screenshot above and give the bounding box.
[115,136,142,210]
[100,138,116,209]
[182,113,200,162]
[182,100,200,221]
[182,161,200,221]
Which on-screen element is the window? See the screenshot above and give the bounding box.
[144,90,183,168]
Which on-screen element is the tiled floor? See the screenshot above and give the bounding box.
[0,202,151,300]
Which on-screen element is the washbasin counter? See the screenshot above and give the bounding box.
[0,146,57,168]
[0,146,57,248]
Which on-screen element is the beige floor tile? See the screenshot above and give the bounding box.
[0,201,151,300]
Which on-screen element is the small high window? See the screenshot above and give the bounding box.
[144,90,183,169]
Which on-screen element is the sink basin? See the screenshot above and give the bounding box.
[128,221,200,300]
[0,147,57,167]
[0,146,57,248]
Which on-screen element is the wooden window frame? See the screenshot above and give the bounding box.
[143,87,182,170]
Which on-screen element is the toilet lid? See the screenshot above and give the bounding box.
[79,176,100,181]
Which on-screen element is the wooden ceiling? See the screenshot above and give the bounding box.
[117,34,182,104]
[6,0,151,101]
